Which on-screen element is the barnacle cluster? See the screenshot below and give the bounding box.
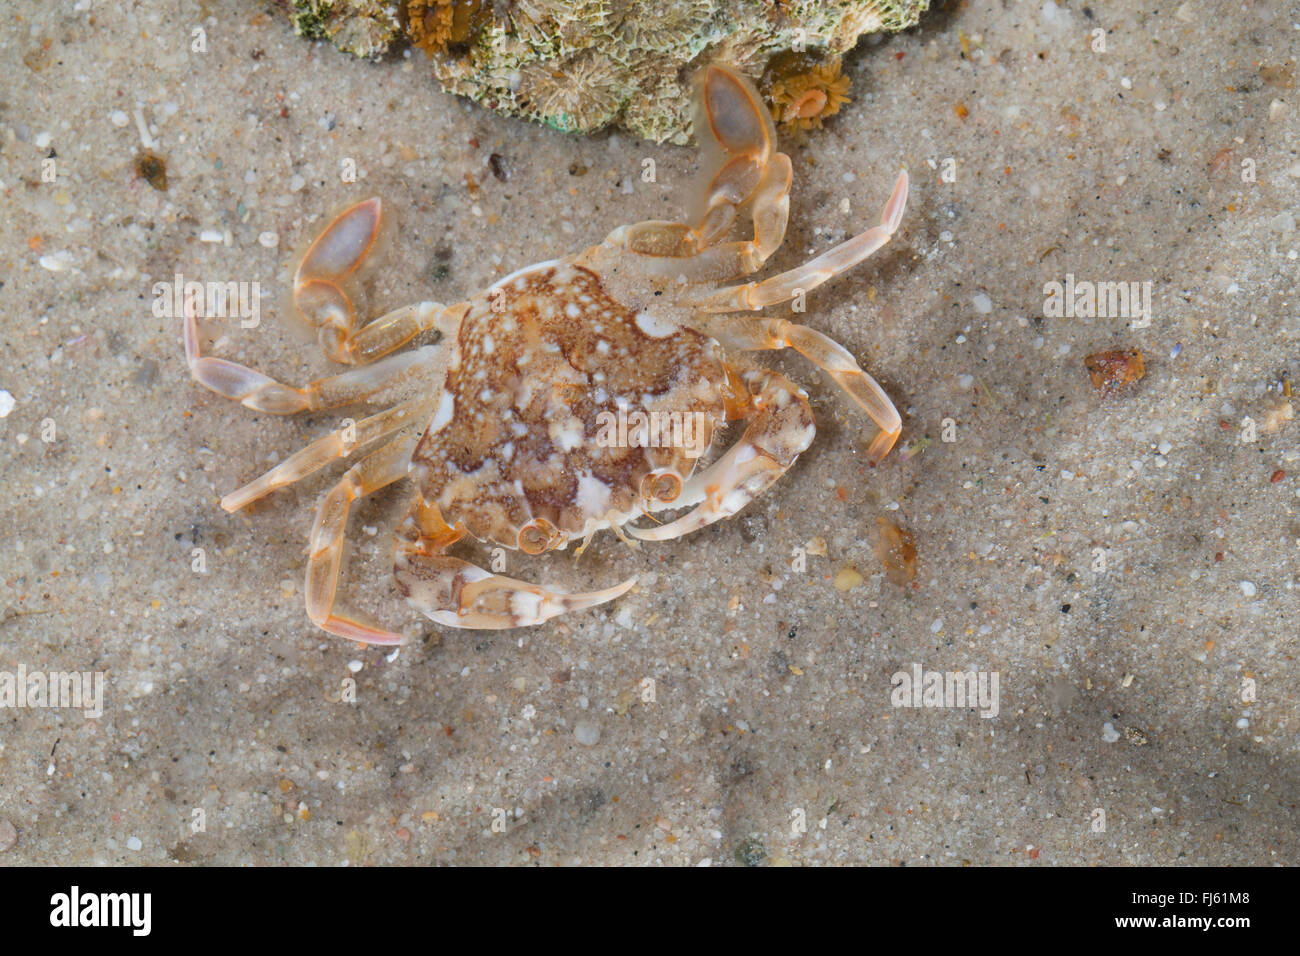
[286,0,930,143]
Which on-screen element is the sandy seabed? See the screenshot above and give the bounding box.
[0,0,1296,865]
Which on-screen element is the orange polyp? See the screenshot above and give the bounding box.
[786,89,828,122]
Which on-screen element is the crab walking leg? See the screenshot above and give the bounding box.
[706,317,902,464]
[185,293,439,412]
[607,156,787,272]
[607,66,792,282]
[305,434,417,645]
[622,154,794,286]
[605,221,695,259]
[688,153,792,279]
[690,169,908,314]
[687,135,789,256]
[292,197,383,364]
[394,501,635,629]
[220,398,430,513]
[690,65,779,247]
[349,300,468,365]
[630,369,815,542]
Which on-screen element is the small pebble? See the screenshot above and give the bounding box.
[833,567,863,591]
[0,819,16,853]
[1269,212,1296,234]
[972,292,993,314]
[126,836,142,851]
[574,720,601,746]
[0,390,15,418]
[347,659,363,673]
[1086,348,1145,395]
[199,229,223,243]
[1101,722,1121,743]
[257,231,279,248]
[1239,581,1256,597]
[109,110,129,127]
[876,517,917,586]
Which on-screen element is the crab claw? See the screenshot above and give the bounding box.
[628,440,785,542]
[395,542,636,630]
[434,571,636,630]
[630,369,815,542]
[458,573,636,629]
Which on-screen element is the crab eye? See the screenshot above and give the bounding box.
[641,470,682,504]
[518,518,559,555]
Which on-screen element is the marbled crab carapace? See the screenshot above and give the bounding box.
[184,64,909,643]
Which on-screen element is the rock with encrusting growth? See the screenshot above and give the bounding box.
[289,0,403,59]
[285,0,931,143]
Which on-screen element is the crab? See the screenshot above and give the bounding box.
[183,64,909,644]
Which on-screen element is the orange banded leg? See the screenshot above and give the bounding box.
[184,289,439,414]
[618,153,793,287]
[349,300,468,365]
[608,66,792,286]
[394,502,635,630]
[305,434,417,645]
[704,316,902,464]
[630,369,815,541]
[690,169,908,313]
[220,398,430,512]
[292,199,470,365]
